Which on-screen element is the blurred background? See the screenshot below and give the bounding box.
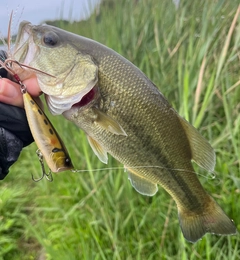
[0,0,101,37]
[0,0,239,259]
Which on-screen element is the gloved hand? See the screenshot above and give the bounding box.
[0,126,23,179]
[0,52,34,179]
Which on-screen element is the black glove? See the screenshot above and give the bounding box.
[0,103,34,180]
[0,127,23,179]
[0,54,34,179]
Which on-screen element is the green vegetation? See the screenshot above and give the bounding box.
[0,0,239,259]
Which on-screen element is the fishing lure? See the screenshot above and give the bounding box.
[0,59,73,180]
[16,74,74,173]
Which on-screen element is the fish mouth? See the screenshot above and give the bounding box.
[14,21,98,116]
[46,84,99,115]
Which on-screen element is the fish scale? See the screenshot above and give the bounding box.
[13,21,237,243]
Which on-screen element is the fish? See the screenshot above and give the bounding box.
[12,21,237,242]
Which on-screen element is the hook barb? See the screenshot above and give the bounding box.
[32,149,53,182]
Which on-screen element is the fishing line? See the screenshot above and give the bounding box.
[71,165,216,180]
[30,165,216,182]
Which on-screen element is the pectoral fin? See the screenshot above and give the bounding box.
[93,108,127,136]
[127,170,158,196]
[178,115,216,172]
[87,135,108,164]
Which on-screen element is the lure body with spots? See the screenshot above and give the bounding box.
[22,91,73,172]
[13,21,237,242]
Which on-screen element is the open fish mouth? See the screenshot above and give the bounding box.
[46,84,99,115]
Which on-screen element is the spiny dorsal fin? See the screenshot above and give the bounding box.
[93,108,127,136]
[127,169,158,196]
[87,135,108,164]
[178,115,216,172]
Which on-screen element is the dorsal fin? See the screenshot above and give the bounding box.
[178,115,216,172]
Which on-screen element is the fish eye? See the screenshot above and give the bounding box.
[65,157,72,167]
[43,31,59,47]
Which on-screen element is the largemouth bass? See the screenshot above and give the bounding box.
[13,21,237,242]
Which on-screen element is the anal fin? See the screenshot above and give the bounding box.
[87,135,108,164]
[127,170,158,196]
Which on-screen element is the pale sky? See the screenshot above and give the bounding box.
[0,0,100,38]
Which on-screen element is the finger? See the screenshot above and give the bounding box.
[0,78,23,107]
[23,76,42,97]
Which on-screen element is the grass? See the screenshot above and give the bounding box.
[0,0,240,259]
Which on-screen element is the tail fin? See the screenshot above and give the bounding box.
[178,196,237,243]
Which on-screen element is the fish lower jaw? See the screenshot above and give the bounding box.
[46,85,99,115]
[46,94,81,115]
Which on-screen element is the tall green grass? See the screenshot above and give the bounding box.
[0,0,239,259]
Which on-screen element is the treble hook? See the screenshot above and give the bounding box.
[32,149,53,182]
